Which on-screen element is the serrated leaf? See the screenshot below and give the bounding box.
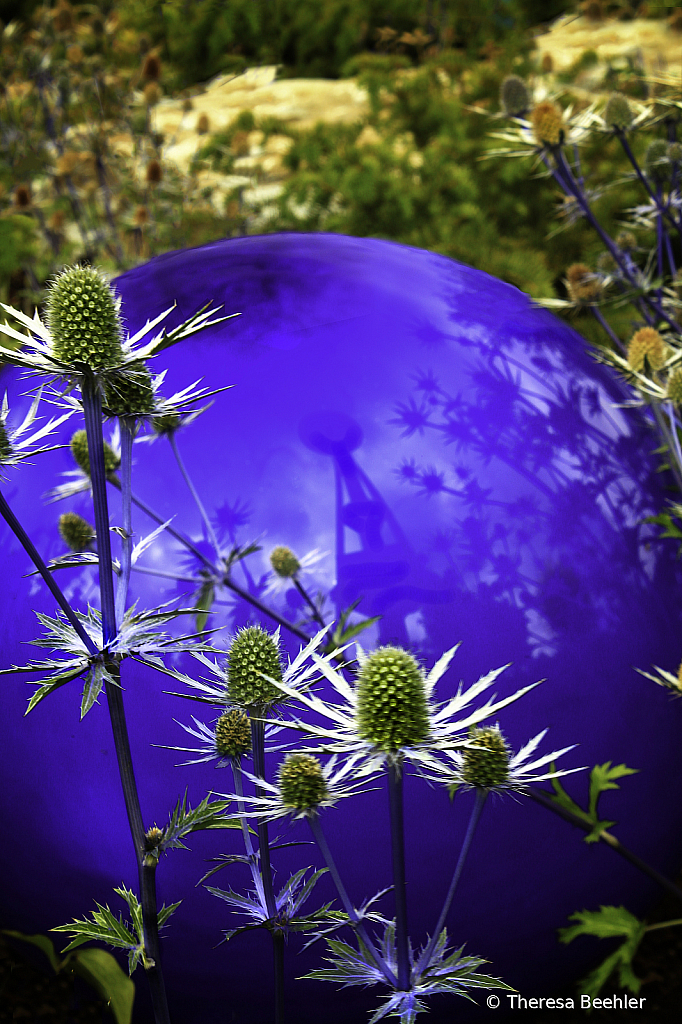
[81,661,116,719]
[71,948,135,1024]
[559,906,645,1002]
[160,792,238,853]
[546,761,636,843]
[588,763,639,821]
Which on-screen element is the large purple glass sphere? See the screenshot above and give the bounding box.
[1,234,682,1023]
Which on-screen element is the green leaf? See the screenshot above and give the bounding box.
[193,579,215,634]
[71,948,135,1024]
[2,930,61,973]
[559,906,645,1003]
[81,661,117,718]
[160,791,239,853]
[588,763,639,822]
[323,599,381,653]
[546,761,637,843]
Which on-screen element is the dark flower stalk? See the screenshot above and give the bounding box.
[387,761,410,990]
[168,431,222,560]
[415,790,487,976]
[616,130,682,235]
[233,761,268,910]
[115,418,134,624]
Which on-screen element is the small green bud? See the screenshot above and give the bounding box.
[666,367,682,406]
[461,726,510,789]
[270,546,301,578]
[104,364,155,418]
[144,825,164,851]
[668,142,682,163]
[70,429,120,478]
[356,646,429,753]
[0,421,11,463]
[279,753,328,811]
[227,625,283,707]
[152,412,181,436]
[58,511,95,551]
[645,139,669,183]
[500,75,530,117]
[603,92,632,130]
[46,266,123,370]
[215,708,251,758]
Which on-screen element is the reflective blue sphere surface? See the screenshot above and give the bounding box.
[1,234,682,1023]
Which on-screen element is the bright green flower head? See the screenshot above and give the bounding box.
[227,625,283,707]
[46,266,123,370]
[58,511,94,551]
[104,364,155,418]
[356,645,430,753]
[214,709,251,758]
[70,429,120,478]
[270,545,301,578]
[279,753,329,811]
[603,93,632,130]
[461,726,510,789]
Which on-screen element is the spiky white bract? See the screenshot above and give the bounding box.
[162,713,284,769]
[427,727,584,795]
[269,640,544,775]
[263,547,328,597]
[305,923,514,1024]
[220,752,378,821]
[0,390,73,475]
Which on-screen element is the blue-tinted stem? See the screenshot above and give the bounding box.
[82,380,170,1024]
[617,131,681,234]
[652,403,682,493]
[415,790,487,976]
[168,432,221,560]
[115,419,134,624]
[656,186,664,302]
[666,402,682,481]
[590,307,625,354]
[293,577,326,627]
[308,813,398,988]
[0,490,98,656]
[233,761,267,909]
[387,761,409,990]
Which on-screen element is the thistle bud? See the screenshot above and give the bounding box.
[58,511,95,551]
[541,53,553,74]
[152,412,181,436]
[144,825,164,851]
[146,159,163,185]
[70,429,121,478]
[666,367,682,406]
[627,327,669,373]
[46,266,123,371]
[461,726,510,789]
[141,53,161,82]
[227,626,283,707]
[215,709,251,758]
[645,140,669,183]
[279,753,328,811]
[103,365,155,418]
[668,142,682,163]
[356,646,429,752]
[269,546,301,578]
[499,75,530,117]
[13,184,31,209]
[603,93,633,130]
[615,230,637,252]
[565,263,601,303]
[530,101,564,147]
[196,112,210,135]
[133,205,149,226]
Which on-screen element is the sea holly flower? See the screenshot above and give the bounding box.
[269,639,544,775]
[0,390,73,474]
[263,545,328,597]
[0,264,234,390]
[46,426,121,502]
[427,726,583,796]
[164,709,259,769]
[58,511,95,551]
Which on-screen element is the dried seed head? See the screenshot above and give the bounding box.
[627,327,669,373]
[356,646,429,752]
[196,112,210,135]
[146,159,163,184]
[13,184,31,209]
[269,546,301,578]
[54,0,74,32]
[141,53,161,82]
[143,81,161,107]
[565,263,601,303]
[666,367,682,405]
[279,753,329,811]
[603,92,633,130]
[58,511,95,551]
[47,266,124,371]
[227,625,283,707]
[461,726,510,789]
[645,139,669,183]
[541,53,553,74]
[103,364,155,418]
[182,98,194,112]
[499,75,530,117]
[530,101,564,147]
[615,230,637,251]
[583,0,604,20]
[133,205,149,226]
[214,709,251,759]
[70,429,121,478]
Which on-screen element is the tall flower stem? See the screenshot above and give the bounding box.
[307,813,398,987]
[115,418,135,624]
[415,790,487,976]
[250,717,284,1024]
[0,490,98,656]
[81,378,170,1024]
[233,761,267,909]
[168,432,222,560]
[387,760,410,990]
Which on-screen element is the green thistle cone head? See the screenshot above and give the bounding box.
[152,412,181,437]
[279,753,329,811]
[667,367,682,406]
[668,142,682,163]
[500,75,530,117]
[461,726,510,789]
[227,625,283,708]
[356,645,429,753]
[104,364,155,419]
[645,139,669,183]
[0,421,11,463]
[603,92,633,129]
[215,709,251,758]
[46,266,124,370]
[70,429,120,478]
[270,545,301,578]
[58,511,94,551]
